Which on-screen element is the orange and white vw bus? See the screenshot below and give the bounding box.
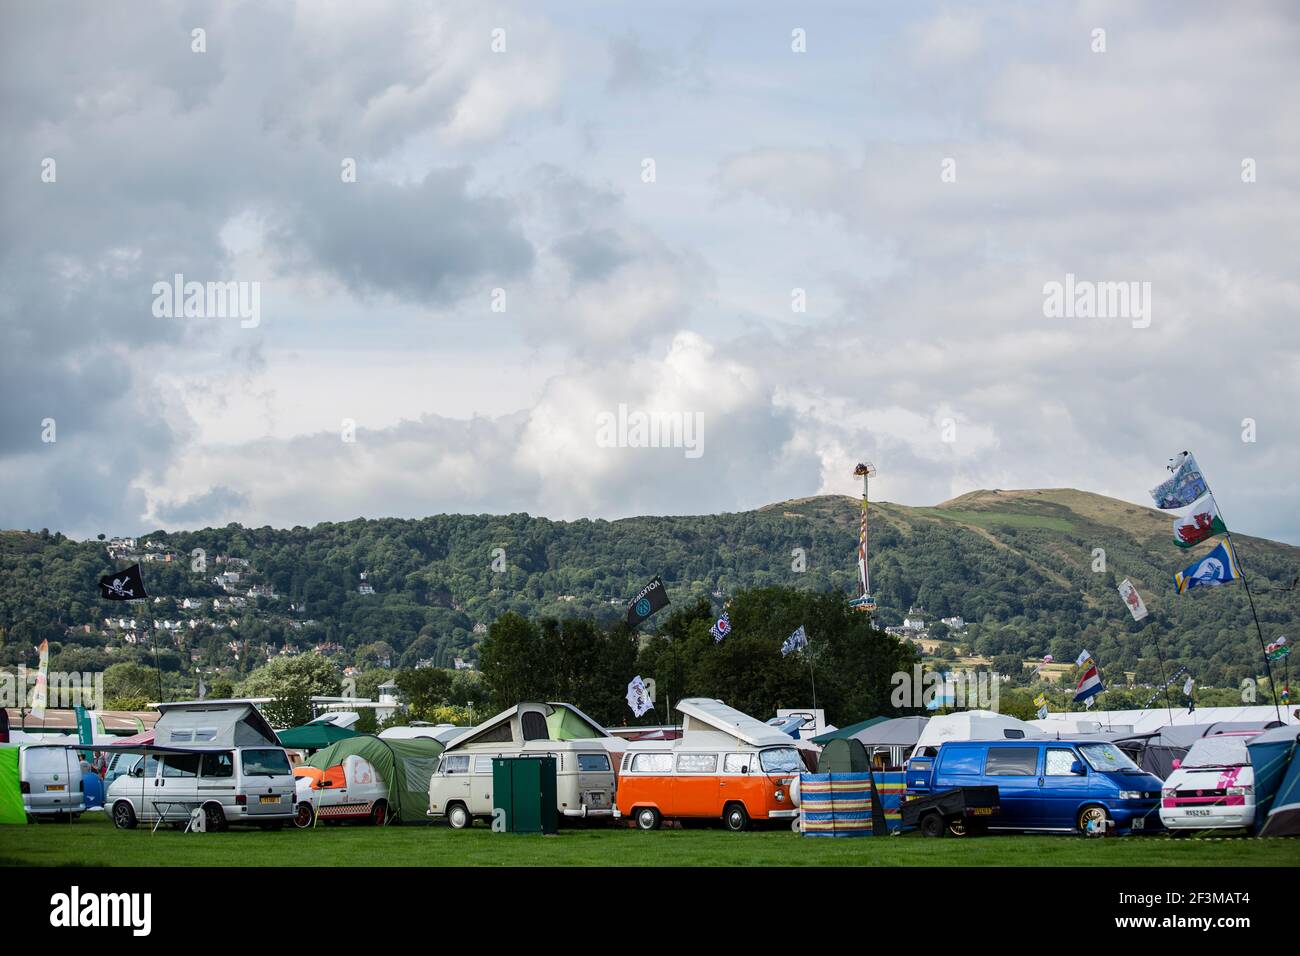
[615,698,803,831]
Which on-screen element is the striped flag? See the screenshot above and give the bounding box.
[1074,660,1104,703]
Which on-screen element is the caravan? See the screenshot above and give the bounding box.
[106,701,296,831]
[615,698,803,831]
[427,702,618,828]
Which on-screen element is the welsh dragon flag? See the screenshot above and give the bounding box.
[1173,493,1227,548]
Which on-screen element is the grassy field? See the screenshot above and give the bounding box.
[1,813,1295,867]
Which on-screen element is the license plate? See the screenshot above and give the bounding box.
[1186,808,1211,817]
[587,793,607,807]
[259,795,280,805]
[970,807,993,816]
[46,784,65,792]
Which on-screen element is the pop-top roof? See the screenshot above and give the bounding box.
[675,698,794,748]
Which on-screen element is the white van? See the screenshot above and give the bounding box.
[107,746,296,830]
[293,753,388,827]
[105,699,297,830]
[428,702,617,828]
[1159,732,1257,831]
[20,745,85,820]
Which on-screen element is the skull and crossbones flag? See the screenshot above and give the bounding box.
[99,563,147,601]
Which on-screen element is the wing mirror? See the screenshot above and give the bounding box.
[1070,760,1086,776]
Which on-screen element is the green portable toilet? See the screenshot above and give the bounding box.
[492,756,558,834]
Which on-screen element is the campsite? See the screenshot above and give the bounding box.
[1,811,1295,869]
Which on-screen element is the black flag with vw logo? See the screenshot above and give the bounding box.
[625,575,670,628]
[99,564,148,602]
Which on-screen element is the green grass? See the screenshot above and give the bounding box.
[1,814,1295,867]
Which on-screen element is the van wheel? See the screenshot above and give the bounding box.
[635,807,661,831]
[724,803,750,832]
[112,802,137,830]
[203,804,227,832]
[1077,805,1109,835]
[920,812,946,838]
[294,802,315,829]
[447,803,471,830]
[370,801,387,826]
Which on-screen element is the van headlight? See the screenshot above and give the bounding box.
[1227,786,1253,796]
[1119,791,1147,800]
[775,790,785,802]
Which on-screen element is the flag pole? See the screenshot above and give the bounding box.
[1147,617,1175,725]
[1201,478,1282,721]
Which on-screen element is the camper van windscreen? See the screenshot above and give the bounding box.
[759,748,802,774]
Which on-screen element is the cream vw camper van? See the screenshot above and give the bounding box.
[428,702,618,828]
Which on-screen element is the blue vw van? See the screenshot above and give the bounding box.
[910,739,1163,834]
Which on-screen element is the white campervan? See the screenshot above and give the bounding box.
[107,700,296,831]
[428,702,617,828]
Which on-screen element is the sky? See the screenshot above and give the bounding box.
[2,0,1298,543]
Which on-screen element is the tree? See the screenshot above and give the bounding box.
[236,654,340,726]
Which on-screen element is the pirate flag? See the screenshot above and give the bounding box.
[626,575,670,628]
[99,564,147,602]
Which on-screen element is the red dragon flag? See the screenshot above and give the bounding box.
[1172,493,1227,548]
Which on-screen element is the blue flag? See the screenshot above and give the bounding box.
[1174,538,1242,593]
[709,610,732,643]
[781,625,808,657]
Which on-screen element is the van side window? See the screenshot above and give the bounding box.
[521,712,549,741]
[442,755,470,774]
[162,754,201,778]
[939,748,984,775]
[630,753,672,773]
[984,747,1040,776]
[473,756,495,773]
[1045,749,1083,776]
[724,754,752,774]
[676,753,718,774]
[200,752,234,778]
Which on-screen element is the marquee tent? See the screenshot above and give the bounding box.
[276,722,362,751]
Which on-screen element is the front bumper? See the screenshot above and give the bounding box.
[1160,808,1254,829]
[767,809,799,819]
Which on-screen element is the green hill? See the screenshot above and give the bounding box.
[1,489,1296,688]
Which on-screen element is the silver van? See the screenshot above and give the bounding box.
[106,699,297,831]
[108,746,296,830]
[20,744,86,820]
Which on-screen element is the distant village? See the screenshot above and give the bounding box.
[92,537,476,678]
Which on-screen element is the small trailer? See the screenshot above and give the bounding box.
[901,786,1000,837]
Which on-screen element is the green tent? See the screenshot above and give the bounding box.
[811,716,889,745]
[817,738,873,773]
[277,722,363,751]
[0,747,26,825]
[304,735,444,824]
